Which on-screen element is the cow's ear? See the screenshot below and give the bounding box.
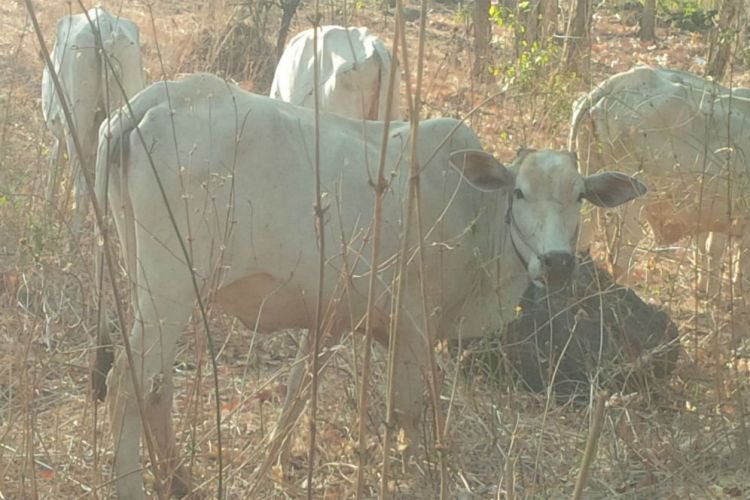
[450,149,514,192]
[583,172,647,208]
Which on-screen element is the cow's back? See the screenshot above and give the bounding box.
[573,66,750,199]
[42,8,144,156]
[96,11,144,113]
[270,25,399,120]
[42,11,100,135]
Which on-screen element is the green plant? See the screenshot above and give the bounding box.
[487,3,560,89]
[659,0,718,31]
[504,41,556,86]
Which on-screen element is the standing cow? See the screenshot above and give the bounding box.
[96,73,645,498]
[569,65,750,295]
[42,7,144,242]
[270,25,400,120]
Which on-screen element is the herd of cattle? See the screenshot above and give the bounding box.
[39,7,747,498]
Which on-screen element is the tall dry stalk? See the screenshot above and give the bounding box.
[380,0,411,494]
[306,2,325,497]
[410,0,450,495]
[572,390,607,500]
[23,2,169,497]
[141,9,228,495]
[379,0,443,495]
[722,59,750,459]
[354,16,402,500]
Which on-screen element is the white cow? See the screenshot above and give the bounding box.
[42,7,144,240]
[569,65,750,294]
[96,73,645,498]
[270,25,400,120]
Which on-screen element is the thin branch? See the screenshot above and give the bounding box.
[572,390,607,500]
[354,15,401,500]
[23,3,164,498]
[307,4,324,498]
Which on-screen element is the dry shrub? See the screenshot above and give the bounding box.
[463,252,680,400]
[176,5,279,92]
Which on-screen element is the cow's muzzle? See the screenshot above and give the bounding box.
[540,251,575,290]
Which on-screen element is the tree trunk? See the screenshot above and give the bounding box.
[516,0,540,55]
[563,0,592,74]
[544,0,559,41]
[276,0,302,63]
[473,0,491,79]
[639,0,656,41]
[706,0,742,79]
[515,0,558,56]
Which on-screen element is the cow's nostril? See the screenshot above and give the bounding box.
[541,252,575,272]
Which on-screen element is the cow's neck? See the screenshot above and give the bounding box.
[495,224,533,325]
[456,195,532,337]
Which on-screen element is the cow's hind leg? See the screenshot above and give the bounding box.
[108,349,148,500]
[108,284,194,498]
[44,137,63,219]
[70,162,90,247]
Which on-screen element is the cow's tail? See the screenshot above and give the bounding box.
[91,107,137,401]
[568,80,613,175]
[375,41,401,121]
[569,85,603,153]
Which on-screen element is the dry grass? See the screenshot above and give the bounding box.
[1,0,750,498]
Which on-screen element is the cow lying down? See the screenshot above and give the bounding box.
[95,73,646,498]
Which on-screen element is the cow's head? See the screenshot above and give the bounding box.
[450,148,647,289]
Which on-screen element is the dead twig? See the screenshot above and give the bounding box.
[573,390,608,500]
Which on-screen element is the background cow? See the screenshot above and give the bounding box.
[96,73,644,498]
[569,65,750,296]
[41,7,144,242]
[270,25,400,120]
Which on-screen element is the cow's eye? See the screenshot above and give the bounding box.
[513,188,525,200]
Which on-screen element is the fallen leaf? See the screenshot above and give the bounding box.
[39,468,55,480]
